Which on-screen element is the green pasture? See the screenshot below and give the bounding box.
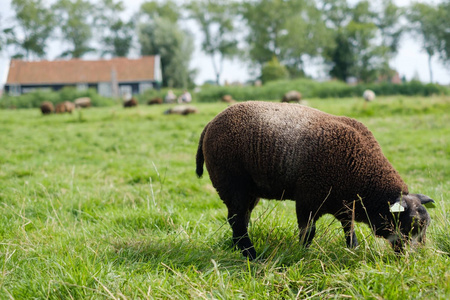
[0,96,449,299]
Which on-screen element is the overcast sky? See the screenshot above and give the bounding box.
[0,0,449,88]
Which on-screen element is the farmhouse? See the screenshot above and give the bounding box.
[4,56,162,98]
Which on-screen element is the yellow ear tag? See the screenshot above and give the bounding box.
[390,202,405,213]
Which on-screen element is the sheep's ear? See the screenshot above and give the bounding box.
[415,194,436,208]
[390,202,405,213]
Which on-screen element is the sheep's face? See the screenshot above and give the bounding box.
[383,194,435,252]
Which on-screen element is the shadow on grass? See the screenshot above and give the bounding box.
[105,226,393,273]
[104,206,423,272]
[107,233,246,272]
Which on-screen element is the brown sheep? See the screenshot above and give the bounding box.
[74,97,91,108]
[55,101,75,114]
[124,97,138,108]
[55,102,66,113]
[40,101,54,115]
[282,90,302,103]
[66,101,75,113]
[221,94,235,104]
[147,97,163,105]
[164,105,198,115]
[196,101,435,259]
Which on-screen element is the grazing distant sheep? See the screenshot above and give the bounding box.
[177,90,192,104]
[74,97,91,108]
[221,94,235,104]
[165,90,177,103]
[63,101,75,113]
[164,105,198,115]
[282,90,302,103]
[147,97,163,105]
[124,97,138,108]
[55,103,66,114]
[55,101,75,114]
[196,101,435,259]
[40,101,54,115]
[363,89,376,102]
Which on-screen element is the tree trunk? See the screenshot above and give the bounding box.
[428,53,433,83]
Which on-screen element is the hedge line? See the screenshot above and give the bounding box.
[0,87,186,109]
[1,79,449,109]
[0,87,116,109]
[195,79,450,102]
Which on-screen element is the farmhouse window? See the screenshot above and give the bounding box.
[98,82,112,97]
[120,85,132,98]
[139,82,153,93]
[9,84,21,95]
[77,83,88,91]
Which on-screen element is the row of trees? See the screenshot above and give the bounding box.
[0,0,135,61]
[0,0,449,88]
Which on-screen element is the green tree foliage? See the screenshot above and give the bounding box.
[7,0,55,59]
[408,2,443,83]
[95,0,133,57]
[52,0,95,58]
[374,0,403,54]
[260,56,289,83]
[1,0,447,88]
[437,0,450,64]
[320,0,350,28]
[327,31,355,81]
[324,0,390,83]
[186,0,240,85]
[101,20,134,58]
[373,0,404,81]
[323,0,357,82]
[140,0,180,23]
[138,1,195,88]
[279,3,332,78]
[241,0,330,78]
[346,1,380,83]
[408,0,450,81]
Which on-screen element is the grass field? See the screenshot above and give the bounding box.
[0,96,449,299]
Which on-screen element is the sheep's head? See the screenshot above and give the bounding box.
[379,194,435,252]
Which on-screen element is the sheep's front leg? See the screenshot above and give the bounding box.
[340,219,358,248]
[389,236,405,253]
[296,203,316,247]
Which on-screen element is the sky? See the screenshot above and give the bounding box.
[0,0,449,89]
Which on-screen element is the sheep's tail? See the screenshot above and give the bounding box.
[196,123,209,178]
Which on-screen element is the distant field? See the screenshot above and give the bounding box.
[0,96,449,299]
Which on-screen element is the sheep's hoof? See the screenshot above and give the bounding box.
[391,238,405,254]
[242,247,257,260]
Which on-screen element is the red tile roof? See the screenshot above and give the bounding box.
[6,56,156,85]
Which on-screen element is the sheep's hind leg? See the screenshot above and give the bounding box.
[226,196,259,260]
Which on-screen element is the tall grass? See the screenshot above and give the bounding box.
[0,96,449,298]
